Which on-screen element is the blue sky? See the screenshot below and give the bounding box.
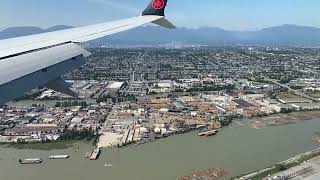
[0,0,319,30]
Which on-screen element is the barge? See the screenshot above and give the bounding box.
[19,158,42,164]
[85,152,91,158]
[198,129,218,137]
[49,155,70,159]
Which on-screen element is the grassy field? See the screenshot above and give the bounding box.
[298,150,320,162]
[250,167,279,180]
[277,93,301,99]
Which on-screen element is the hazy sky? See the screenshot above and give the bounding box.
[0,0,319,30]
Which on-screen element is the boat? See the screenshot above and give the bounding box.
[85,152,91,158]
[19,158,42,164]
[104,163,113,167]
[49,155,70,159]
[198,129,218,137]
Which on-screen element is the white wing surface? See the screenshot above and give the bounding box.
[0,0,174,105]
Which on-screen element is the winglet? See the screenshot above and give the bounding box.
[152,17,176,29]
[142,0,175,29]
[142,0,168,16]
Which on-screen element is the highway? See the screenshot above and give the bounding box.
[266,78,320,102]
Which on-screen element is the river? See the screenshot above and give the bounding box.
[0,120,319,180]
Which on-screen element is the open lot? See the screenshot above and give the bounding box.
[235,111,320,129]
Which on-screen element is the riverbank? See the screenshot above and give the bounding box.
[1,111,318,151]
[0,127,98,150]
[101,111,320,150]
[235,147,320,180]
[234,111,320,129]
[0,111,320,153]
[0,140,90,150]
[0,120,319,180]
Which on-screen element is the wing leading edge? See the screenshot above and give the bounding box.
[0,0,175,105]
[0,15,171,59]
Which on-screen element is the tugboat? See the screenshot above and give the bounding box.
[104,163,113,167]
[19,158,42,164]
[84,152,91,158]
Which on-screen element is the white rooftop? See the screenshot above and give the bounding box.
[107,82,124,89]
[157,82,172,88]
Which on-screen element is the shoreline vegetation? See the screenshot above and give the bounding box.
[0,139,96,151]
[233,147,320,180]
[0,129,98,150]
[2,140,79,150]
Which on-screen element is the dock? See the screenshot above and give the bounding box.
[121,130,129,145]
[198,129,218,137]
[89,148,101,160]
[133,129,140,141]
[127,129,134,143]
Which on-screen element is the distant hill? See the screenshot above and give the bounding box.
[45,25,73,32]
[0,25,73,39]
[1,24,320,46]
[97,25,320,46]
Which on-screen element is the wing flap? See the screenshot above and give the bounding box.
[44,77,78,97]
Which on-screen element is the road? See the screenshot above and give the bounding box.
[266,78,320,102]
[97,104,121,148]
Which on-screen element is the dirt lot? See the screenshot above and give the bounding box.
[235,111,320,129]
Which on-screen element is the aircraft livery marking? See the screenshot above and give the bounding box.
[152,0,165,10]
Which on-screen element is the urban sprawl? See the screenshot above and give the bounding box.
[1,47,320,179]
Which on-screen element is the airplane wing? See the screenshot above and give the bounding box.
[0,0,174,105]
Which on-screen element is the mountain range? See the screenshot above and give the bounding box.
[1,24,320,46]
[0,25,73,40]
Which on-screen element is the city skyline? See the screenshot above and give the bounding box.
[1,0,320,30]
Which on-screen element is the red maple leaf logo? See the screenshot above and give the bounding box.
[152,0,165,10]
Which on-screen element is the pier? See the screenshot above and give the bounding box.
[133,129,140,141]
[89,148,101,160]
[121,130,129,145]
[127,129,134,143]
